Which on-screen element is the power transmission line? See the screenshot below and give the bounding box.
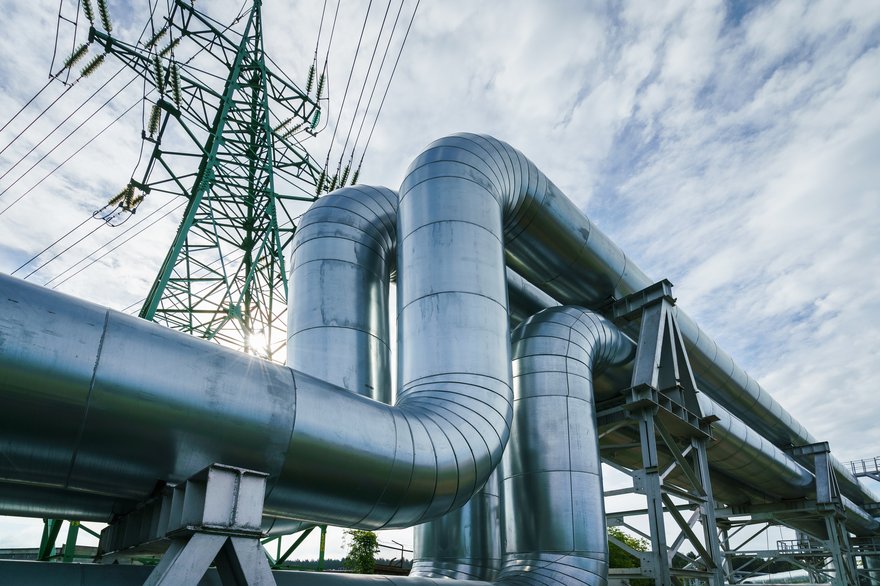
[337,0,394,170]
[22,221,106,280]
[0,84,74,159]
[0,79,54,136]
[43,197,180,286]
[0,67,134,192]
[351,0,407,165]
[11,215,93,275]
[325,0,374,171]
[0,96,140,218]
[49,199,186,289]
[359,0,420,171]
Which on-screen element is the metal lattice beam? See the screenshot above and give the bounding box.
[89,0,325,361]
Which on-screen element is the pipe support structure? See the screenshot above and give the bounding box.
[417,133,878,508]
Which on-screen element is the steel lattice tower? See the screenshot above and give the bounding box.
[83,0,327,361]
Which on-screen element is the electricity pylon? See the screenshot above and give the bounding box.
[74,0,331,361]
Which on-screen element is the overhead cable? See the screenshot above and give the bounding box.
[325,0,374,170]
[358,0,420,171]
[336,0,394,171]
[0,98,140,219]
[0,65,130,187]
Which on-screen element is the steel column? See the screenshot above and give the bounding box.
[37,518,63,561]
[602,280,725,585]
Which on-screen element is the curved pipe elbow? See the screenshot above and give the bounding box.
[288,185,397,402]
[499,306,634,585]
[280,150,527,527]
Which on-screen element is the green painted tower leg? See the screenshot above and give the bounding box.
[87,0,323,362]
[38,519,64,561]
[62,520,81,562]
[317,525,327,571]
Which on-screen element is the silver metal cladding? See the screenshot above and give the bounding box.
[410,469,503,581]
[500,306,635,585]
[428,133,876,508]
[397,137,515,521]
[0,129,877,575]
[695,395,814,499]
[0,274,295,514]
[0,167,518,529]
[288,185,397,403]
[505,267,560,325]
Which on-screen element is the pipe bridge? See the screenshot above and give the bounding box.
[0,134,877,585]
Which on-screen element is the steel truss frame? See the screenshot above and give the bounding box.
[718,442,875,585]
[599,280,725,585]
[88,0,323,361]
[598,281,878,585]
[37,518,101,563]
[262,525,328,571]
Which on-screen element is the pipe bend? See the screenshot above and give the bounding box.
[499,306,635,585]
[289,185,397,402]
[283,154,523,529]
[412,134,880,510]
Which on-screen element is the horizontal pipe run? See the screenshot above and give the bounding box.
[422,133,876,509]
[0,131,875,569]
[0,214,513,529]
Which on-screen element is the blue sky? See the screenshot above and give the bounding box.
[0,0,878,558]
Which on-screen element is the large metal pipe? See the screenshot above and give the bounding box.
[422,133,877,507]
[288,185,397,403]
[0,171,514,530]
[410,470,503,581]
[499,306,635,585]
[412,305,636,585]
[409,272,557,582]
[505,267,559,325]
[696,395,815,500]
[0,130,876,578]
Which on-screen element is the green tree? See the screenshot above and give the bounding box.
[343,529,379,574]
[608,527,650,586]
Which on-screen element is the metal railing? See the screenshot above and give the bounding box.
[844,457,880,477]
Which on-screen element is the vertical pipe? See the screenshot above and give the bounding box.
[410,469,502,580]
[498,306,635,585]
[288,186,397,402]
[410,272,552,581]
[395,137,515,524]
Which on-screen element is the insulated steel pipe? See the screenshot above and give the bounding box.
[0,275,296,518]
[288,186,397,403]
[422,133,877,507]
[0,129,876,572]
[0,172,514,531]
[408,272,558,582]
[410,305,636,585]
[695,395,814,499]
[410,470,503,581]
[0,142,529,526]
[505,268,559,325]
[499,307,635,585]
